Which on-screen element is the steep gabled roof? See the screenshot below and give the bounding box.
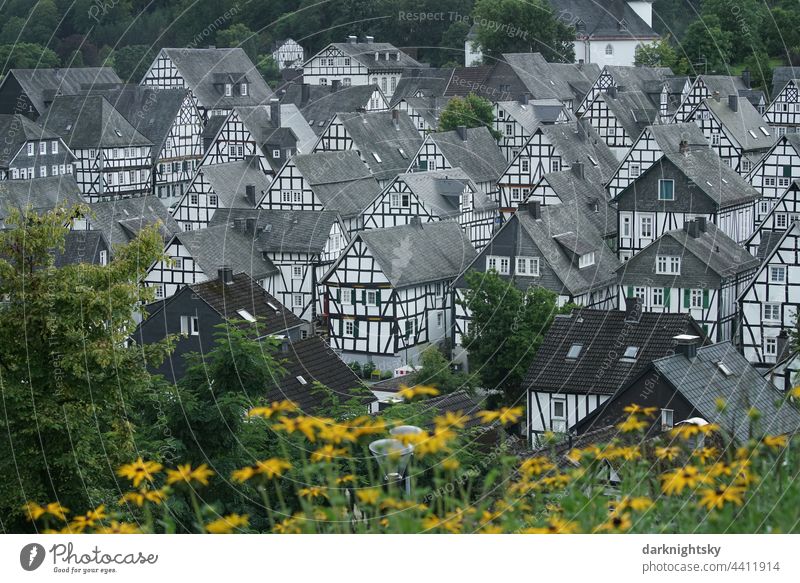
[603,65,673,92]
[390,68,454,107]
[548,0,658,39]
[0,175,83,223]
[539,168,617,238]
[538,121,619,183]
[501,53,597,103]
[188,158,269,209]
[280,84,385,135]
[702,96,775,153]
[653,342,800,442]
[335,111,423,181]
[159,48,274,109]
[444,66,495,97]
[599,90,658,139]
[770,67,800,98]
[5,67,122,115]
[427,126,506,185]
[394,168,497,217]
[498,99,570,133]
[39,94,152,148]
[237,103,318,155]
[322,41,423,71]
[88,195,179,249]
[53,230,108,267]
[173,224,277,280]
[522,307,704,395]
[0,114,61,166]
[350,220,477,288]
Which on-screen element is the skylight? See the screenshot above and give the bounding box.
[566,344,582,359]
[266,301,279,312]
[760,126,770,136]
[65,123,72,131]
[706,180,713,187]
[716,361,734,377]
[372,152,382,163]
[236,309,257,323]
[114,129,122,137]
[621,346,639,360]
[748,129,758,139]
[296,375,307,385]
[588,156,598,166]
[398,148,407,159]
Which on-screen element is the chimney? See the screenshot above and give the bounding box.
[728,94,738,112]
[301,83,310,105]
[624,296,643,323]
[684,220,700,238]
[245,184,256,207]
[529,200,542,219]
[571,161,584,180]
[607,85,617,99]
[218,266,234,284]
[456,125,467,141]
[679,139,689,155]
[673,334,700,360]
[409,215,423,228]
[347,35,357,44]
[365,35,374,44]
[245,217,257,233]
[577,118,590,141]
[695,216,707,233]
[269,97,281,126]
[392,108,400,129]
[233,217,246,231]
[331,79,341,92]
[713,91,721,102]
[742,69,751,88]
[521,93,530,105]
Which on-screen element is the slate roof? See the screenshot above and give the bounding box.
[549,0,658,39]
[540,168,617,238]
[398,96,453,129]
[182,158,269,210]
[237,103,317,155]
[291,151,381,218]
[88,196,180,248]
[390,68,454,106]
[345,220,477,288]
[53,230,108,267]
[335,111,423,181]
[703,96,775,153]
[159,48,274,109]
[754,230,785,261]
[280,84,382,133]
[271,335,375,414]
[394,168,497,216]
[696,75,749,98]
[201,114,227,152]
[600,90,658,140]
[770,67,800,98]
[5,67,122,115]
[321,41,423,71]
[426,126,506,185]
[208,207,342,255]
[79,85,189,156]
[602,65,673,93]
[522,308,705,395]
[498,99,570,133]
[412,390,484,430]
[653,342,800,442]
[0,175,83,223]
[39,94,152,149]
[173,224,277,280]
[502,53,599,103]
[0,114,61,167]
[538,121,620,183]
[444,66,495,97]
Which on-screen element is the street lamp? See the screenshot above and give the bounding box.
[389,425,422,494]
[368,438,413,490]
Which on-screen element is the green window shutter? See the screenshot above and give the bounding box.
[351,289,356,304]
[336,288,341,301]
[683,289,691,308]
[376,290,381,307]
[338,319,343,337]
[703,289,709,309]
[664,287,671,308]
[627,286,633,298]
[784,165,792,178]
[361,290,366,305]
[354,320,360,338]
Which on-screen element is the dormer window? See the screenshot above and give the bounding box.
[27,143,34,156]
[241,82,248,96]
[273,149,281,158]
[225,83,233,96]
[578,252,595,268]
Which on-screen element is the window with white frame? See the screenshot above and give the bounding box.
[690,289,703,308]
[340,289,352,305]
[241,83,248,96]
[51,164,58,176]
[552,397,566,420]
[711,132,720,146]
[770,265,786,283]
[224,83,232,96]
[390,192,410,208]
[39,142,46,154]
[292,294,303,308]
[776,213,788,228]
[634,287,646,301]
[630,163,641,178]
[209,195,218,206]
[180,315,199,336]
[640,215,653,239]
[505,123,513,136]
[741,159,751,173]
[27,143,33,156]
[621,215,631,237]
[658,179,675,200]
[765,337,778,356]
[656,255,681,275]
[521,159,530,173]
[345,320,354,336]
[292,192,301,203]
[282,192,292,203]
[763,303,781,321]
[155,285,164,298]
[661,409,674,431]
[487,255,510,275]
[292,266,303,279]
[99,250,108,266]
[366,290,378,306]
[190,194,198,205]
[516,257,540,276]
[511,188,521,201]
[652,287,664,306]
[551,159,560,172]
[578,252,595,268]
[605,44,613,55]
[436,310,444,327]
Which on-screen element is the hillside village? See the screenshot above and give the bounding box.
[2,0,800,535]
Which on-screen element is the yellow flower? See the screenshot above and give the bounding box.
[670,423,719,439]
[166,463,215,487]
[522,516,578,534]
[697,485,745,510]
[23,501,70,522]
[538,473,572,490]
[617,415,648,433]
[335,474,356,485]
[273,516,302,534]
[119,487,168,507]
[68,505,107,532]
[655,446,681,461]
[480,524,504,534]
[433,410,467,430]
[519,456,555,477]
[117,457,163,487]
[441,458,460,472]
[316,423,355,444]
[356,488,381,505]
[790,385,800,399]
[397,385,440,400]
[248,400,298,419]
[693,447,719,464]
[232,458,292,482]
[86,505,107,523]
[205,513,249,534]
[617,496,653,512]
[298,486,329,499]
[762,435,789,450]
[95,521,140,534]
[23,502,46,521]
[596,513,632,533]
[623,404,658,417]
[311,445,348,462]
[660,465,711,495]
[476,406,523,425]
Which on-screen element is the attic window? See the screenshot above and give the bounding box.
[721,178,728,184]
[588,156,598,166]
[716,361,734,377]
[236,309,257,323]
[566,344,582,359]
[308,119,315,125]
[748,129,758,139]
[705,180,713,187]
[372,152,382,163]
[398,147,407,159]
[114,129,122,137]
[65,123,72,131]
[759,126,770,136]
[296,375,308,385]
[621,346,639,361]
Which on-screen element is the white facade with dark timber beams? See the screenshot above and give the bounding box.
[738,222,800,367]
[200,109,264,168]
[153,92,204,199]
[493,100,571,163]
[764,79,800,135]
[744,182,800,257]
[746,134,800,221]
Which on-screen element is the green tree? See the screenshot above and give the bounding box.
[635,36,679,70]
[110,45,155,83]
[678,15,733,74]
[0,43,60,76]
[472,0,575,63]
[416,346,476,395]
[699,0,767,63]
[216,23,259,61]
[256,55,282,88]
[459,270,572,403]
[0,206,170,531]
[439,93,499,138]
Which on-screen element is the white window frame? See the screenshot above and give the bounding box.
[690,289,703,308]
[770,265,787,283]
[487,255,510,275]
[292,265,303,280]
[551,397,566,420]
[515,256,540,277]
[658,179,675,201]
[763,303,781,322]
[656,255,681,275]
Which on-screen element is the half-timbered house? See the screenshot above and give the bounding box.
[617,218,759,341]
[0,67,121,119]
[685,95,774,175]
[579,88,658,160]
[0,114,74,180]
[764,78,800,135]
[738,221,800,368]
[493,98,571,162]
[322,220,476,371]
[280,83,388,136]
[389,68,453,107]
[361,168,499,250]
[140,48,273,119]
[497,120,618,213]
[575,64,672,116]
[744,181,800,257]
[302,36,423,100]
[672,74,753,122]
[198,107,264,168]
[764,344,800,393]
[522,301,705,444]
[312,110,422,187]
[612,124,759,260]
[208,208,348,320]
[257,150,381,234]
[38,95,153,201]
[391,96,452,135]
[272,39,305,70]
[171,158,269,231]
[238,99,318,171]
[745,133,800,221]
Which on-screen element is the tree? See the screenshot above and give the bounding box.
[0,206,170,531]
[635,36,679,70]
[415,346,476,395]
[459,270,573,403]
[216,23,259,61]
[699,0,767,63]
[0,43,60,76]
[256,55,282,88]
[439,93,499,139]
[110,45,155,83]
[678,15,733,74]
[472,0,575,63]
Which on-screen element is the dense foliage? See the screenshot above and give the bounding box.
[438,94,498,138]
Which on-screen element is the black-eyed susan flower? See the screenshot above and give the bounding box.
[623,404,658,417]
[247,400,298,419]
[596,512,632,533]
[660,465,710,495]
[335,474,355,485]
[655,446,681,461]
[617,496,653,512]
[522,515,578,534]
[232,458,291,483]
[117,457,163,487]
[693,447,719,464]
[397,385,440,400]
[166,463,215,487]
[205,513,249,534]
[23,501,70,522]
[617,415,648,433]
[119,487,168,507]
[697,485,745,511]
[311,444,348,462]
[476,406,523,425]
[356,488,381,505]
[298,486,328,500]
[441,458,460,472]
[95,521,140,534]
[762,435,789,450]
[519,456,555,477]
[433,410,468,430]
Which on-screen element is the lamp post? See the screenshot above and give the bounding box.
[368,438,413,491]
[389,425,422,494]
